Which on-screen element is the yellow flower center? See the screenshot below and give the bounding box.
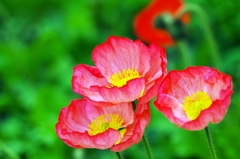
[183,91,212,120]
[88,114,126,144]
[110,68,141,87]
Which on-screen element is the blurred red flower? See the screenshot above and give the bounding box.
[55,98,150,152]
[72,36,167,106]
[154,66,233,130]
[134,0,189,47]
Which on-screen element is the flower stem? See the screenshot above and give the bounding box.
[115,152,124,159]
[156,9,191,69]
[131,101,153,159]
[176,40,192,69]
[0,141,20,159]
[142,134,153,159]
[177,3,221,70]
[204,127,217,159]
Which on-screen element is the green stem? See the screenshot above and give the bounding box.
[142,134,153,159]
[158,11,192,69]
[115,152,124,159]
[204,127,217,159]
[177,3,221,69]
[131,101,153,159]
[176,40,192,68]
[0,141,20,159]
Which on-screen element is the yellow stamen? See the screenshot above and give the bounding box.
[88,115,108,136]
[115,128,127,145]
[110,68,141,87]
[183,91,212,120]
[108,114,124,130]
[88,113,124,136]
[139,89,145,97]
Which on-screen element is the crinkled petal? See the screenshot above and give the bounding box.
[154,94,189,127]
[55,99,137,149]
[56,99,104,134]
[92,36,151,81]
[138,44,167,103]
[72,64,109,102]
[154,66,233,130]
[102,102,134,126]
[160,69,204,103]
[139,75,166,104]
[72,36,167,105]
[203,68,232,101]
[182,83,233,130]
[91,78,145,104]
[143,44,167,81]
[56,125,120,149]
[111,102,151,152]
[56,99,123,149]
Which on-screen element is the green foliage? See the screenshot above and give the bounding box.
[0,0,239,159]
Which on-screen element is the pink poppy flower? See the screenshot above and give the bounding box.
[72,36,167,106]
[154,66,233,130]
[55,98,151,151]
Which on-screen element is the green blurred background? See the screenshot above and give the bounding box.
[0,0,240,158]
